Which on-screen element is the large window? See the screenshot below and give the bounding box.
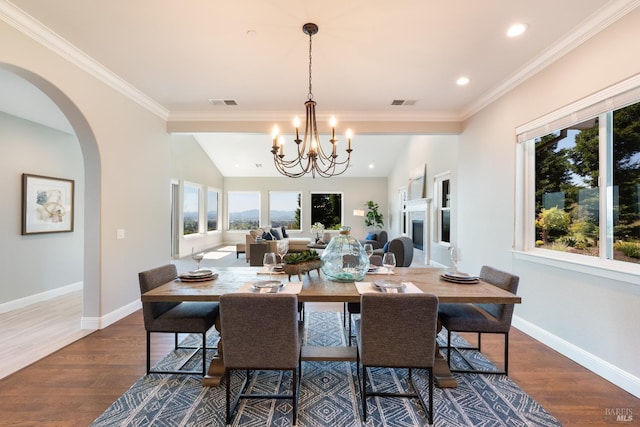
[228,191,260,230]
[269,191,301,230]
[183,183,200,235]
[522,98,640,265]
[207,188,218,232]
[311,192,342,230]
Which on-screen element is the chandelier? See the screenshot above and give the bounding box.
[271,23,353,178]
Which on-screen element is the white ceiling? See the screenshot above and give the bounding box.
[1,0,634,177]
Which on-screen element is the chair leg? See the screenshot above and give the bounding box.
[348,312,353,346]
[361,365,368,422]
[174,332,179,349]
[225,369,232,425]
[428,367,434,425]
[146,331,151,374]
[202,332,207,376]
[504,332,509,375]
[292,368,298,425]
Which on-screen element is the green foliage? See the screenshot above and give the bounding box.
[283,250,321,264]
[311,193,342,229]
[364,200,384,228]
[536,207,570,242]
[614,241,640,258]
[549,240,570,252]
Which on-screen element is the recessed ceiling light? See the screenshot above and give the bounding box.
[456,76,470,86]
[368,163,374,169]
[247,30,257,37]
[507,23,527,38]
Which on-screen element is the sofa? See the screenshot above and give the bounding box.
[245,227,312,262]
[359,230,388,250]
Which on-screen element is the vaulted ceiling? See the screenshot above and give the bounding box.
[1,0,635,177]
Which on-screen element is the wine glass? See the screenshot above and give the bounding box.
[263,252,277,280]
[277,240,289,264]
[449,247,462,273]
[363,243,374,259]
[191,248,204,271]
[382,252,396,278]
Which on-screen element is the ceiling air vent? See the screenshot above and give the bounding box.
[390,99,417,106]
[208,99,238,106]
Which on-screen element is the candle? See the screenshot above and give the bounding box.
[346,129,352,150]
[293,116,300,140]
[278,136,284,155]
[330,116,337,140]
[272,125,279,149]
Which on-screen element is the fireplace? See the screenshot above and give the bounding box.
[412,220,424,250]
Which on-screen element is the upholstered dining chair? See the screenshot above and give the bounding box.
[219,293,302,426]
[138,264,219,376]
[355,292,439,425]
[438,265,520,375]
[346,237,413,345]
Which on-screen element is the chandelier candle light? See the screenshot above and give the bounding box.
[271,23,353,178]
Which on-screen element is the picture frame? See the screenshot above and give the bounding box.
[22,173,74,235]
[407,164,427,200]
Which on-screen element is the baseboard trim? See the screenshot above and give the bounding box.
[513,315,640,399]
[81,299,141,330]
[0,282,83,314]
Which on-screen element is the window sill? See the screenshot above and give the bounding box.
[513,249,640,286]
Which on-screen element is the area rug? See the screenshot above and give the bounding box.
[91,311,561,426]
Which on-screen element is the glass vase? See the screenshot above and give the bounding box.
[321,226,370,282]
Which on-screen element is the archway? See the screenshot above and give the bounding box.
[1,63,101,321]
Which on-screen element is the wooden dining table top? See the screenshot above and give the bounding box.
[141,267,521,305]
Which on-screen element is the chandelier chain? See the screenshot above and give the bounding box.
[308,30,313,101]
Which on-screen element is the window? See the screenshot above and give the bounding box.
[520,96,640,265]
[207,188,218,232]
[183,182,201,235]
[311,192,342,230]
[434,172,451,244]
[269,191,301,230]
[228,191,260,230]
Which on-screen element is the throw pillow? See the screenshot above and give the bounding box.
[270,228,282,240]
[365,232,377,241]
[262,231,273,240]
[281,226,289,238]
[382,241,390,253]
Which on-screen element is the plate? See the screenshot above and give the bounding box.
[440,274,479,284]
[251,280,284,290]
[443,271,479,280]
[179,273,218,282]
[374,279,405,289]
[181,269,214,278]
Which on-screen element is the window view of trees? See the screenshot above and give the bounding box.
[311,193,342,229]
[534,102,640,263]
[207,189,218,231]
[228,191,260,230]
[269,191,301,230]
[183,183,200,235]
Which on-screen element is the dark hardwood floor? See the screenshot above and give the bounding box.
[0,309,637,426]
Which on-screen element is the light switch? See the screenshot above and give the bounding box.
[116,229,125,239]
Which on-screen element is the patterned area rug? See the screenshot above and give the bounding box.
[92,312,561,426]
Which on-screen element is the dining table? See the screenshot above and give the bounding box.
[141,266,521,387]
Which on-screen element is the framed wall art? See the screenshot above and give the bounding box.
[407,164,427,200]
[22,173,75,235]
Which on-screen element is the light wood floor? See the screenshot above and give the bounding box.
[0,290,92,380]
[0,293,637,426]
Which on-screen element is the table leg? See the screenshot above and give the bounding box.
[433,319,458,388]
[202,317,225,387]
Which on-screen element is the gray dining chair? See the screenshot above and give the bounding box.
[438,265,520,375]
[355,292,439,425]
[138,264,219,376]
[219,293,302,425]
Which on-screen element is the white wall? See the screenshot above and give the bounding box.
[387,134,459,266]
[0,111,83,306]
[171,134,225,256]
[222,176,388,244]
[458,8,640,395]
[1,19,171,323]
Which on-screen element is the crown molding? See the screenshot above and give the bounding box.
[461,0,640,120]
[0,0,169,120]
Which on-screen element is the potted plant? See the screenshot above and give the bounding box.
[364,201,384,229]
[282,250,322,281]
